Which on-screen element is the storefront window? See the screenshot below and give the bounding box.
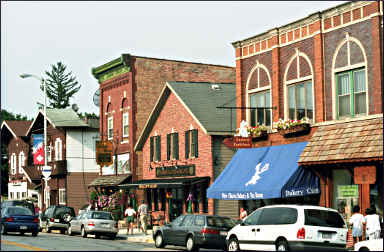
[154,189,159,211]
[332,169,356,224]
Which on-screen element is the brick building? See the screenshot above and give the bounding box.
[131,81,237,221]
[90,55,235,203]
[208,0,383,226]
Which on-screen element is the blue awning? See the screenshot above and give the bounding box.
[207,142,319,200]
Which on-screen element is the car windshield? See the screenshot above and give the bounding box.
[7,207,33,216]
[91,212,113,220]
[206,216,237,228]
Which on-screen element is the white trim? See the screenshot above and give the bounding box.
[331,35,368,120]
[11,153,16,175]
[283,49,315,122]
[55,138,63,161]
[122,112,129,137]
[18,152,25,174]
[123,91,126,98]
[1,121,18,138]
[323,14,376,33]
[59,188,66,205]
[107,116,114,140]
[26,110,55,136]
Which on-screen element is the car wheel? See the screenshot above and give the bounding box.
[1,224,7,235]
[20,231,25,235]
[154,233,165,248]
[227,237,240,251]
[81,226,87,238]
[32,231,38,237]
[359,248,370,251]
[67,225,73,236]
[276,240,289,251]
[186,236,198,251]
[45,221,51,233]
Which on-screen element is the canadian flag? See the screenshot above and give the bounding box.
[33,134,45,165]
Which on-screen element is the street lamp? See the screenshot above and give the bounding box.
[20,73,50,208]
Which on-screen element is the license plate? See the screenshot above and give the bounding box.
[54,219,60,223]
[20,226,27,230]
[220,231,227,236]
[102,224,110,228]
[322,233,332,239]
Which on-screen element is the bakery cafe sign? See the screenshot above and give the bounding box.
[223,120,253,148]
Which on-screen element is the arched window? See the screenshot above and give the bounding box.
[332,33,367,119]
[18,152,25,174]
[284,49,314,121]
[246,61,272,127]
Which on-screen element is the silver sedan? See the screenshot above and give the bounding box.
[67,210,118,239]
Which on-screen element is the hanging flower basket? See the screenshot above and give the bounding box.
[278,123,310,137]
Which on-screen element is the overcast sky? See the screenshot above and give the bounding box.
[1,1,347,119]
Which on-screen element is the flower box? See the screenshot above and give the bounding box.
[278,123,310,137]
[251,130,268,141]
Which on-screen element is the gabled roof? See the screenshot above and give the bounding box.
[135,81,236,151]
[299,116,383,165]
[26,108,89,136]
[1,120,32,138]
[23,166,42,183]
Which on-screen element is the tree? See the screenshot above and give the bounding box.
[1,109,30,196]
[42,62,81,109]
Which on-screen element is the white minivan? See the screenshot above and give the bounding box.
[226,205,348,251]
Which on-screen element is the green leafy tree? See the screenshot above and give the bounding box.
[1,109,30,196]
[42,62,81,109]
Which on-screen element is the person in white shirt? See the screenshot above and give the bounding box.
[364,207,382,240]
[349,205,365,246]
[124,205,136,235]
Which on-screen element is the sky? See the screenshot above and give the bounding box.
[1,1,348,120]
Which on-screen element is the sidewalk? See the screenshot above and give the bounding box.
[118,227,154,244]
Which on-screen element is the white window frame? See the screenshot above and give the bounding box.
[122,112,129,137]
[11,153,16,175]
[108,116,113,140]
[18,152,25,174]
[47,144,52,162]
[55,138,63,161]
[59,188,66,205]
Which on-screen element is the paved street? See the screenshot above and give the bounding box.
[1,229,222,251]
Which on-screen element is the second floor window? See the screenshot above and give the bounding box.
[249,90,271,127]
[55,138,62,161]
[336,68,366,118]
[18,152,25,174]
[122,113,129,137]
[185,129,198,159]
[11,153,16,175]
[150,135,161,162]
[108,117,113,140]
[167,132,179,160]
[59,189,66,205]
[288,81,313,121]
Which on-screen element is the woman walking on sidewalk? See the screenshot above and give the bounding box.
[124,204,136,235]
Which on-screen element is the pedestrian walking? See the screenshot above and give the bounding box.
[349,205,365,246]
[137,200,148,235]
[124,204,136,235]
[364,207,382,240]
[239,207,247,220]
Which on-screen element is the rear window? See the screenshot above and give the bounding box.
[206,216,237,228]
[2,201,35,214]
[92,212,113,220]
[304,209,345,228]
[258,207,298,225]
[55,207,75,217]
[7,207,33,216]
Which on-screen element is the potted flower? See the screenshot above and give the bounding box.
[273,117,311,137]
[247,124,268,140]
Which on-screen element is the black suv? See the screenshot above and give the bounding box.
[40,205,75,234]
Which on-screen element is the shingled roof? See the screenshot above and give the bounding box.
[298,116,383,165]
[23,166,42,182]
[1,120,32,138]
[89,174,131,187]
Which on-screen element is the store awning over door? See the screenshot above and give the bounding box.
[207,142,319,200]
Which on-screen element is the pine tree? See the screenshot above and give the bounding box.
[42,62,81,109]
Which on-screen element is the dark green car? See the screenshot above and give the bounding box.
[153,214,237,251]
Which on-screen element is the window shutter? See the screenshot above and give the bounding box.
[150,137,154,162]
[174,133,179,160]
[167,134,171,160]
[156,136,161,161]
[193,129,198,158]
[185,131,190,159]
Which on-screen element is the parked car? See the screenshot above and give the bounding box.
[1,206,40,236]
[153,214,237,251]
[1,200,36,215]
[67,210,118,239]
[226,204,348,251]
[40,205,75,234]
[354,238,383,251]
